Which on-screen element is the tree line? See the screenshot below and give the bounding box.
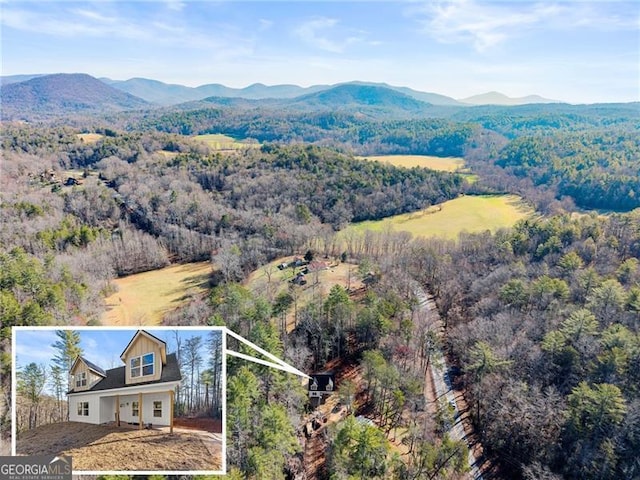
[406,212,640,479]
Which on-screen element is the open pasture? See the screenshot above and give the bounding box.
[358,154,465,172]
[346,194,533,240]
[76,133,104,144]
[101,261,212,325]
[193,133,259,151]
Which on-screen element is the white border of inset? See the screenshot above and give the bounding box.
[12,326,227,476]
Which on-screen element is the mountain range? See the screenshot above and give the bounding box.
[0,73,149,118]
[1,72,561,110]
[460,91,559,106]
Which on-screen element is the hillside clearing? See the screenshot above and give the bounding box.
[101,262,212,326]
[245,257,364,332]
[76,133,104,144]
[193,133,259,150]
[358,154,465,172]
[345,194,533,240]
[16,422,222,472]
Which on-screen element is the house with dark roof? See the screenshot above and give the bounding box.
[67,330,181,431]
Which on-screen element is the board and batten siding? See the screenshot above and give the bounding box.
[70,360,103,392]
[123,334,163,385]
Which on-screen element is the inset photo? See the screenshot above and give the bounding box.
[12,327,225,475]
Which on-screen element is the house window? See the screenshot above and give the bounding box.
[77,402,89,416]
[130,352,154,378]
[153,401,162,417]
[76,372,86,387]
[132,401,139,417]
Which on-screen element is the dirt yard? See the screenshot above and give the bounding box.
[174,416,222,433]
[16,422,222,472]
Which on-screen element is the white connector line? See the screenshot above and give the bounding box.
[225,328,311,379]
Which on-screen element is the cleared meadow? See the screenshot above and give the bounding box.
[358,154,465,172]
[76,133,104,144]
[101,261,212,325]
[345,194,533,240]
[193,133,259,151]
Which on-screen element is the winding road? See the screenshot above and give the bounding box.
[414,285,485,480]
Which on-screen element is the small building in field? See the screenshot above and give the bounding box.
[67,330,181,431]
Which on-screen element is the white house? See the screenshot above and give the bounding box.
[67,330,181,431]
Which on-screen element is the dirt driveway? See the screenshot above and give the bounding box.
[16,422,222,472]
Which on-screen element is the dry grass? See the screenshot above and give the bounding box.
[76,133,104,144]
[102,262,212,326]
[16,422,222,472]
[358,154,465,172]
[345,195,534,240]
[157,150,179,159]
[193,133,259,151]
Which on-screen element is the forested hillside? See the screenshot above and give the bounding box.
[1,98,639,478]
[497,129,640,211]
[414,213,640,479]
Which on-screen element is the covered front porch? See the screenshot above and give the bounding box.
[99,389,175,432]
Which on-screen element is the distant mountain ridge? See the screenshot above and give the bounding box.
[0,74,48,86]
[100,77,463,106]
[0,73,149,119]
[0,72,581,121]
[292,84,430,112]
[460,91,559,106]
[2,72,561,107]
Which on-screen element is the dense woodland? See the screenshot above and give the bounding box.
[411,214,640,479]
[1,99,639,478]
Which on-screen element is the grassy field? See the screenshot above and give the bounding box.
[157,150,179,159]
[246,257,363,332]
[101,262,212,325]
[193,133,259,151]
[76,133,104,144]
[345,195,533,240]
[358,154,465,172]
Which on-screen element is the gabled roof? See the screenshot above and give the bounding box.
[68,353,181,394]
[70,356,106,377]
[120,330,167,364]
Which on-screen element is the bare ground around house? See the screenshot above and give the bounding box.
[16,422,222,472]
[173,416,223,433]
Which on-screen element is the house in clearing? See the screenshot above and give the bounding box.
[67,330,181,432]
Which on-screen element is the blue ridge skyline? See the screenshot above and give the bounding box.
[1,1,638,104]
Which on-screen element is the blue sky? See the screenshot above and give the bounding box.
[14,328,222,394]
[1,1,638,103]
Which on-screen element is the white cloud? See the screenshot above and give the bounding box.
[259,18,274,31]
[412,0,639,52]
[165,0,186,12]
[0,3,251,53]
[294,17,364,54]
[414,0,561,52]
[14,330,59,366]
[70,8,118,24]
